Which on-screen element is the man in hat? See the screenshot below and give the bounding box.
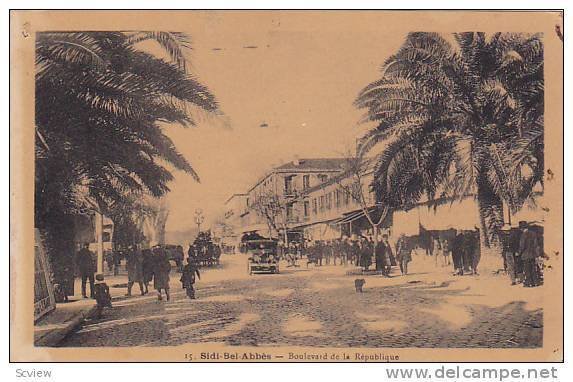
[180,257,201,299]
[451,231,465,276]
[340,237,349,266]
[501,224,518,285]
[519,221,541,287]
[396,234,412,276]
[77,243,96,298]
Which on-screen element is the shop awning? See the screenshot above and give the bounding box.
[336,206,388,224]
[241,223,271,235]
[335,209,365,224]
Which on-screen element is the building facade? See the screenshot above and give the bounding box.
[230,158,348,240]
[219,193,248,248]
[289,164,392,242]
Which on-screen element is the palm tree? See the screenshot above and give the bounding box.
[35,32,219,282]
[355,32,543,255]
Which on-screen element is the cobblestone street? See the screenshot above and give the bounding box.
[60,253,543,349]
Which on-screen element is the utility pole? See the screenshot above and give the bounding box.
[194,208,205,233]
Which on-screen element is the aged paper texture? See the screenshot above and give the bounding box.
[10,10,563,362]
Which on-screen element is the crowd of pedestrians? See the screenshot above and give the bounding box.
[272,221,545,288]
[74,220,545,310]
[76,244,196,304]
[277,235,409,276]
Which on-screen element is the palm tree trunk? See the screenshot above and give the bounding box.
[35,159,78,296]
[372,224,379,262]
[38,213,77,297]
[476,174,505,270]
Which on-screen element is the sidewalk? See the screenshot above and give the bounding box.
[34,273,132,347]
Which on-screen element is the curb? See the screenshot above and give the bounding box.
[34,304,98,347]
[34,293,131,347]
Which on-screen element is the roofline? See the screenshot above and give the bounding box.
[246,167,344,194]
[246,172,275,194]
[224,193,248,205]
[300,165,375,196]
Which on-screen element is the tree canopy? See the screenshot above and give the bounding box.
[355,32,543,243]
[35,31,219,262]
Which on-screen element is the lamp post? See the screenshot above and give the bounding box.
[194,208,205,233]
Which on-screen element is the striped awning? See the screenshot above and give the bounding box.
[335,210,364,224]
[335,206,379,225]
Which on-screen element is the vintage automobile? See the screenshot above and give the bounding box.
[246,239,280,275]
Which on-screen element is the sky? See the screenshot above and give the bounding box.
[159,12,407,233]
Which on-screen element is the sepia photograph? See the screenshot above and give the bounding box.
[9,9,563,363]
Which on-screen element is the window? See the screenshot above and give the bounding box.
[286,203,294,219]
[326,192,332,210]
[335,189,341,208]
[351,183,361,204]
[304,201,310,217]
[303,175,310,189]
[312,198,318,214]
[319,196,325,212]
[284,176,293,194]
[317,174,328,183]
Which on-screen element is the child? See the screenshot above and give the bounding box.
[93,274,112,318]
[53,283,69,303]
[180,258,201,299]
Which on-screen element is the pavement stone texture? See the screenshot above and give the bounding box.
[59,253,544,348]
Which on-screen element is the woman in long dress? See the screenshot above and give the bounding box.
[126,246,144,296]
[141,249,154,294]
[153,246,171,301]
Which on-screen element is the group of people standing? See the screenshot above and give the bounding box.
[186,242,221,267]
[501,221,545,287]
[123,245,172,300]
[278,234,413,276]
[79,243,204,304]
[449,230,481,276]
[416,229,480,276]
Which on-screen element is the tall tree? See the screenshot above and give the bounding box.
[251,189,289,243]
[355,32,543,255]
[35,32,219,285]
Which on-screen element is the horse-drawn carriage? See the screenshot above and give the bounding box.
[190,231,221,267]
[193,243,221,267]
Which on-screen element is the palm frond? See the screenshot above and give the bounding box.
[124,31,192,72]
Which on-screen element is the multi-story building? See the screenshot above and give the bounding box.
[234,158,348,240]
[289,161,391,241]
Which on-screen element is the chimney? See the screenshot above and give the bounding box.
[293,155,300,166]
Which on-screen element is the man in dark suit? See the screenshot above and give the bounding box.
[519,221,541,287]
[77,243,96,298]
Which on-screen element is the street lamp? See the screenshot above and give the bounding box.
[194,208,205,233]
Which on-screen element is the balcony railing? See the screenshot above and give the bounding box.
[283,188,299,197]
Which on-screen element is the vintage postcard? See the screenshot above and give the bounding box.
[10,10,563,362]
